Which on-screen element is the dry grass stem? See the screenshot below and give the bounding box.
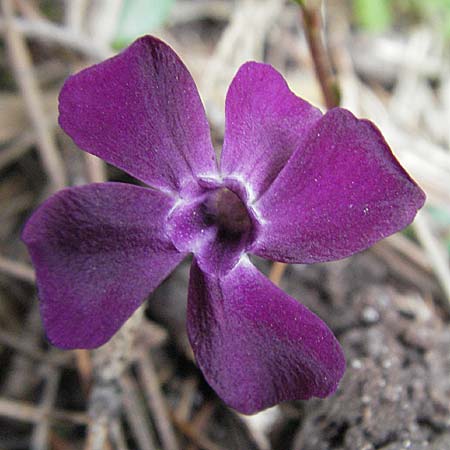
[30,366,61,450]
[299,0,340,109]
[85,307,144,450]
[109,418,129,450]
[74,349,93,396]
[414,212,450,304]
[137,348,180,450]
[0,131,35,170]
[1,0,67,191]
[169,0,232,24]
[0,254,35,283]
[120,374,158,450]
[269,262,287,286]
[84,153,106,183]
[0,397,88,425]
[0,15,111,60]
[171,412,226,450]
[0,328,70,368]
[64,0,89,32]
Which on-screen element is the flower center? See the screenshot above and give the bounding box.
[202,188,252,238]
[167,184,256,275]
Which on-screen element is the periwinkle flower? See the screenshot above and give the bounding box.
[23,36,425,414]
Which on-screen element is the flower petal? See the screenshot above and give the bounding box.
[187,257,345,414]
[220,62,322,200]
[22,183,185,349]
[59,36,217,193]
[251,108,426,263]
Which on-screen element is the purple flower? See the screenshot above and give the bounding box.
[22,36,425,414]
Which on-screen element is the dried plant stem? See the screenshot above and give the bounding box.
[120,374,158,450]
[270,0,340,286]
[0,397,88,425]
[50,432,78,450]
[298,0,340,109]
[109,419,129,450]
[0,254,35,283]
[84,153,106,183]
[0,16,110,60]
[0,328,69,367]
[169,0,232,24]
[30,366,61,450]
[174,377,198,421]
[85,307,144,450]
[137,348,180,450]
[74,349,93,396]
[269,262,287,286]
[371,242,439,295]
[414,211,450,304]
[1,0,67,192]
[385,233,432,273]
[0,131,35,170]
[172,413,226,450]
[64,0,89,32]
[182,403,218,450]
[85,417,109,450]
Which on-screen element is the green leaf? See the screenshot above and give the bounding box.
[354,0,392,32]
[113,0,175,49]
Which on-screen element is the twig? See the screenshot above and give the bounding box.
[297,0,340,109]
[137,348,180,450]
[1,0,67,191]
[175,377,198,421]
[30,365,61,450]
[135,319,169,349]
[0,131,35,170]
[269,262,287,286]
[169,0,232,24]
[50,432,78,450]
[0,397,88,425]
[414,211,450,304]
[74,349,93,396]
[269,0,340,287]
[64,0,89,32]
[2,304,43,397]
[0,255,35,283]
[171,413,226,450]
[201,0,283,112]
[84,154,106,183]
[120,374,158,450]
[84,416,109,450]
[109,419,129,450]
[183,403,217,450]
[371,242,440,295]
[384,234,432,273]
[85,307,144,450]
[0,328,70,367]
[190,402,215,431]
[15,0,45,21]
[0,16,111,60]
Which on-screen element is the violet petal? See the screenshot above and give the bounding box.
[59,36,217,193]
[251,108,426,263]
[22,183,185,349]
[220,62,322,200]
[187,257,346,414]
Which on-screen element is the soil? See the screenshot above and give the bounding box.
[147,253,450,450]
